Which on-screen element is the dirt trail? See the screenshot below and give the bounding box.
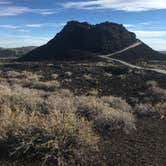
[108,41,142,57]
[99,42,166,75]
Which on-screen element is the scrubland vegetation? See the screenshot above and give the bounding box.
[0,61,166,165]
[0,69,136,165]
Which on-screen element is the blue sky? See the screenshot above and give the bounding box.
[0,0,166,50]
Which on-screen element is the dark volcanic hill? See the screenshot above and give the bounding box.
[19,21,165,62]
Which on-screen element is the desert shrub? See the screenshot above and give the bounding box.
[51,73,59,80]
[83,74,93,80]
[75,96,101,120]
[30,80,60,91]
[150,86,166,101]
[146,81,166,102]
[134,104,155,118]
[154,102,166,118]
[0,85,99,165]
[6,70,42,83]
[94,107,135,135]
[7,79,60,92]
[75,96,135,134]
[134,102,166,119]
[88,89,99,96]
[0,82,11,95]
[0,84,49,113]
[21,71,42,81]
[101,96,132,112]
[0,83,136,164]
[6,71,21,78]
[0,108,99,165]
[146,80,158,88]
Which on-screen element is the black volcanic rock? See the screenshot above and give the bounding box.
[19,21,164,62]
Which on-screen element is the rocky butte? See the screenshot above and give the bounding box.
[19,21,165,63]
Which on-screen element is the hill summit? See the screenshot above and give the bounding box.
[19,21,163,62]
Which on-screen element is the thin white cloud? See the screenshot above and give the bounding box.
[0,34,50,47]
[123,22,166,50]
[123,24,135,28]
[0,6,30,16]
[16,29,30,32]
[123,21,161,30]
[0,23,65,30]
[25,23,65,28]
[39,11,57,15]
[62,0,166,12]
[133,30,166,38]
[0,0,11,4]
[132,30,166,51]
[0,24,20,29]
[140,38,166,51]
[26,24,44,28]
[0,6,56,16]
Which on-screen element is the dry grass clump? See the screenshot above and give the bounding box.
[0,84,48,113]
[146,80,166,102]
[0,83,136,164]
[75,96,135,134]
[0,108,99,165]
[154,102,166,119]
[134,102,166,119]
[6,70,42,82]
[12,79,60,92]
[134,104,155,118]
[21,71,42,81]
[51,73,59,80]
[0,83,11,97]
[2,70,60,92]
[94,107,135,135]
[0,84,99,165]
[83,74,93,80]
[149,86,166,101]
[146,80,158,87]
[88,89,99,96]
[101,96,132,112]
[6,71,21,78]
[0,84,135,135]
[29,80,60,91]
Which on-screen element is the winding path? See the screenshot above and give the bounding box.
[98,42,166,75]
[108,41,142,57]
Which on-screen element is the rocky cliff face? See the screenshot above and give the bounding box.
[19,21,164,62]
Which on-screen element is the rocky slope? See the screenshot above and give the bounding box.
[19,21,165,62]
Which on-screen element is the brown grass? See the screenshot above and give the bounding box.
[0,71,136,165]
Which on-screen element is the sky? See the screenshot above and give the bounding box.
[0,0,166,50]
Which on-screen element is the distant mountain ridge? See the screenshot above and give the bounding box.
[19,21,165,62]
[160,51,166,54]
[0,46,36,58]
